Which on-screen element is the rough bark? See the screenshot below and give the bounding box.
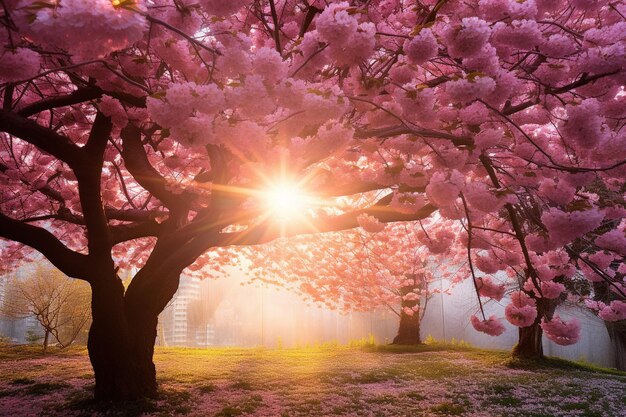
[392,283,422,345]
[88,276,157,401]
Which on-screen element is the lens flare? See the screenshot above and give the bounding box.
[265,183,308,221]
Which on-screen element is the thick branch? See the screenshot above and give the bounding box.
[0,211,91,279]
[17,87,103,118]
[111,221,162,245]
[75,112,113,258]
[355,125,473,147]
[121,124,181,209]
[0,109,82,167]
[105,208,168,222]
[218,200,437,247]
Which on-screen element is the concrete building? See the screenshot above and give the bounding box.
[158,275,201,346]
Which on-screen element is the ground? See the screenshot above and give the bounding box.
[0,342,624,417]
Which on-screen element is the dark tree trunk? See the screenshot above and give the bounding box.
[512,297,557,359]
[87,268,182,401]
[593,282,626,370]
[512,323,543,359]
[88,277,159,401]
[606,322,626,371]
[392,283,421,345]
[42,330,49,353]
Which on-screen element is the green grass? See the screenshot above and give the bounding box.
[0,342,86,361]
[0,342,624,416]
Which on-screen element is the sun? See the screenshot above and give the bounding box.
[264,182,309,221]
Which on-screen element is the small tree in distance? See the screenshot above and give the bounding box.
[240,217,463,345]
[1,266,91,352]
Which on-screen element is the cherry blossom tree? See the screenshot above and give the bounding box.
[240,217,461,345]
[0,0,625,400]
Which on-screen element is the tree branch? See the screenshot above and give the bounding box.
[218,199,437,247]
[17,87,103,118]
[0,211,91,279]
[0,109,82,167]
[120,124,182,210]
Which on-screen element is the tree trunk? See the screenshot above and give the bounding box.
[88,277,158,401]
[593,283,625,370]
[512,297,557,359]
[392,283,421,345]
[512,323,543,359]
[87,267,182,401]
[42,330,49,353]
[606,322,626,371]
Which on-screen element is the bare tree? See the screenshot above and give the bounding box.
[1,266,91,352]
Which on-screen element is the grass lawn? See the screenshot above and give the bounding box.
[0,342,624,416]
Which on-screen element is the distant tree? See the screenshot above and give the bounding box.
[241,218,463,345]
[1,267,91,352]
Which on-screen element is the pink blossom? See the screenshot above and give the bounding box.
[540,34,578,58]
[357,214,386,233]
[98,96,128,128]
[595,230,626,256]
[404,29,438,64]
[18,0,146,60]
[474,253,504,274]
[476,276,505,301]
[464,182,506,213]
[402,306,416,316]
[252,47,288,84]
[560,99,606,149]
[444,77,496,104]
[471,315,506,336]
[425,172,460,207]
[598,300,626,322]
[198,0,246,16]
[505,291,537,327]
[315,2,376,65]
[390,192,427,214]
[492,20,542,50]
[473,128,503,150]
[538,179,575,206]
[418,229,455,255]
[0,48,40,82]
[315,2,359,43]
[523,279,565,299]
[541,315,581,346]
[444,17,492,59]
[541,207,604,246]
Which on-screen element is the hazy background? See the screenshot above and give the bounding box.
[0,262,615,368]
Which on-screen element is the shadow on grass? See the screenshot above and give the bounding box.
[365,341,626,378]
[505,355,626,377]
[64,387,193,417]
